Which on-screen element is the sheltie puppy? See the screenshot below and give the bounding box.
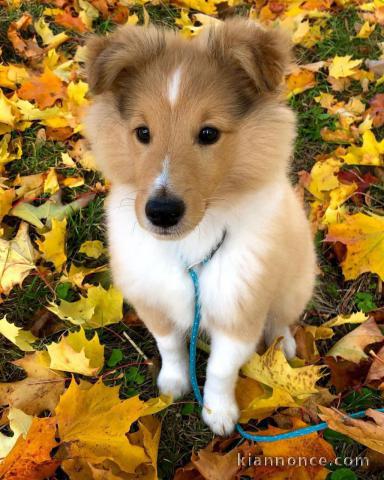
[85,18,316,435]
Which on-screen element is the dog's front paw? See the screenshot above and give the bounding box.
[157,365,190,399]
[281,328,296,359]
[202,398,239,436]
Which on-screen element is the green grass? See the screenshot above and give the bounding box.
[0,3,384,480]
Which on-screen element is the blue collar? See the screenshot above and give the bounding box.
[187,229,227,271]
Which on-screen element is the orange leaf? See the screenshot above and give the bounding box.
[0,417,60,479]
[7,13,44,63]
[18,67,65,109]
[54,10,89,33]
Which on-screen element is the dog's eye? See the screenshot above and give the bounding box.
[136,126,151,144]
[198,127,220,145]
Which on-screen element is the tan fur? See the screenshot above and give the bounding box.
[85,18,316,433]
[85,19,295,239]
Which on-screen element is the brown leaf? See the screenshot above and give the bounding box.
[0,353,65,417]
[18,67,65,109]
[191,445,239,480]
[0,417,60,479]
[366,93,384,128]
[54,10,89,33]
[295,325,320,363]
[325,356,371,392]
[366,344,384,384]
[7,13,44,63]
[45,126,74,141]
[319,407,384,454]
[326,318,384,363]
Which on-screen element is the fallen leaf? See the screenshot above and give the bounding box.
[43,167,60,195]
[0,222,38,295]
[54,9,89,33]
[18,67,65,109]
[342,130,384,166]
[326,212,384,280]
[327,317,384,362]
[325,356,371,392]
[243,417,336,479]
[319,407,384,454]
[37,217,67,271]
[329,55,363,79]
[0,407,32,459]
[356,21,375,38]
[79,240,105,259]
[239,339,324,419]
[0,316,37,351]
[286,69,316,98]
[46,327,104,375]
[7,13,44,63]
[48,284,123,328]
[55,378,166,474]
[366,344,384,383]
[322,311,369,328]
[0,352,65,416]
[0,187,15,222]
[366,93,384,127]
[0,416,60,479]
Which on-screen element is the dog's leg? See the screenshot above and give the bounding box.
[134,304,190,399]
[264,318,296,360]
[202,330,256,436]
[156,330,190,399]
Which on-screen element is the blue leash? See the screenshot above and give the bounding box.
[187,261,384,443]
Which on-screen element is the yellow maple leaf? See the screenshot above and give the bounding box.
[67,80,89,106]
[326,212,384,280]
[240,339,324,420]
[61,263,107,288]
[55,379,168,474]
[46,327,104,376]
[322,311,368,328]
[176,0,221,15]
[0,134,22,172]
[0,65,29,90]
[329,55,362,79]
[286,69,316,98]
[342,130,384,166]
[34,17,69,49]
[48,284,123,328]
[0,222,37,295]
[356,20,375,38]
[308,156,342,200]
[0,315,37,351]
[37,217,67,271]
[0,186,15,222]
[43,167,60,194]
[236,376,298,422]
[0,90,17,134]
[79,240,105,259]
[327,317,384,362]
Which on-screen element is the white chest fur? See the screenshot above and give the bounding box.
[107,182,285,332]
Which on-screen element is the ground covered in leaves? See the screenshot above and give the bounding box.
[0,0,384,479]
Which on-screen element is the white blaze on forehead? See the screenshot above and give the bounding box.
[167,67,182,106]
[154,155,170,189]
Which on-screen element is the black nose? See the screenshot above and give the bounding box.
[145,196,185,228]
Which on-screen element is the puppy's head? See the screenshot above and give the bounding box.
[85,18,295,239]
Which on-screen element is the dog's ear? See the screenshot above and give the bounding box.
[206,18,291,93]
[86,25,165,95]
